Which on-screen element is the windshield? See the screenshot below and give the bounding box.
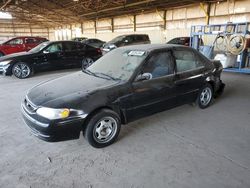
[108,35,126,44]
[29,42,50,53]
[86,48,147,81]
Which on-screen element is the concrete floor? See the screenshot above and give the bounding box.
[0,70,250,188]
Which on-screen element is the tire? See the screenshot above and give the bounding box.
[197,83,213,109]
[0,52,4,57]
[84,109,121,148]
[82,57,94,70]
[12,62,32,79]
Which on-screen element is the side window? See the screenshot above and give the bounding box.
[143,35,149,41]
[39,38,48,43]
[173,50,204,73]
[25,38,36,44]
[46,43,62,53]
[63,42,76,52]
[125,36,132,43]
[135,35,143,42]
[142,51,174,79]
[7,38,23,45]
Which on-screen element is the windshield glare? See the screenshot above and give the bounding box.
[29,42,49,53]
[87,48,147,81]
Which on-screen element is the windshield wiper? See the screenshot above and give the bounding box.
[83,69,95,76]
[94,72,120,81]
[83,70,120,81]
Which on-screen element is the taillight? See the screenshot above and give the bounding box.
[96,48,102,54]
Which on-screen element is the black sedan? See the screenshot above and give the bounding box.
[0,41,102,79]
[21,44,225,148]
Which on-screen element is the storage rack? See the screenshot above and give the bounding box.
[190,22,250,74]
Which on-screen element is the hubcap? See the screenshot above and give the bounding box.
[82,58,94,69]
[200,87,212,106]
[13,63,30,78]
[93,117,117,143]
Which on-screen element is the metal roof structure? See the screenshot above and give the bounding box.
[0,0,224,27]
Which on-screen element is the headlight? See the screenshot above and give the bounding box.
[36,107,70,120]
[0,60,12,66]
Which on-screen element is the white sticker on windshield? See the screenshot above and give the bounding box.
[128,51,145,56]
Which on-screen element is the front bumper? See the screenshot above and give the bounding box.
[0,65,11,76]
[21,102,87,142]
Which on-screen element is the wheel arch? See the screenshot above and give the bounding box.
[205,76,215,92]
[82,105,126,130]
[11,61,33,78]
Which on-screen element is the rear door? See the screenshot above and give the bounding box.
[173,47,206,105]
[24,37,37,51]
[126,50,176,122]
[62,41,80,67]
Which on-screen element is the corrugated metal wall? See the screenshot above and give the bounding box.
[0,19,52,43]
[1,0,250,44]
[54,0,250,44]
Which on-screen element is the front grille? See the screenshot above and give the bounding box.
[24,97,37,113]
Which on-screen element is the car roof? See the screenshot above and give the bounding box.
[46,40,81,44]
[118,44,189,52]
[11,36,46,39]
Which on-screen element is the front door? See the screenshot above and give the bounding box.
[4,38,25,54]
[34,42,63,71]
[125,50,176,122]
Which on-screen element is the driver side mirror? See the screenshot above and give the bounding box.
[43,50,49,54]
[135,73,152,82]
[124,39,129,43]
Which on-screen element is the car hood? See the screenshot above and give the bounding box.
[0,51,32,62]
[26,71,119,108]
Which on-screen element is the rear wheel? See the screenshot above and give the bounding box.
[197,83,213,109]
[84,109,121,148]
[82,57,94,70]
[12,62,32,79]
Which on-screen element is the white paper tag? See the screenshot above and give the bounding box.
[128,51,145,56]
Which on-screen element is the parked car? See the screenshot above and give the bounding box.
[167,37,204,46]
[0,41,102,79]
[0,36,48,57]
[102,34,150,54]
[21,44,225,148]
[83,38,105,48]
[72,37,87,42]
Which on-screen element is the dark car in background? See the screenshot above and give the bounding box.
[167,37,204,47]
[0,36,48,57]
[21,44,225,148]
[102,34,150,54]
[72,37,88,42]
[0,41,102,79]
[83,38,105,48]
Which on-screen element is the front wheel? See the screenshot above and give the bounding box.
[84,109,121,148]
[82,57,94,70]
[12,62,32,79]
[197,83,213,109]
